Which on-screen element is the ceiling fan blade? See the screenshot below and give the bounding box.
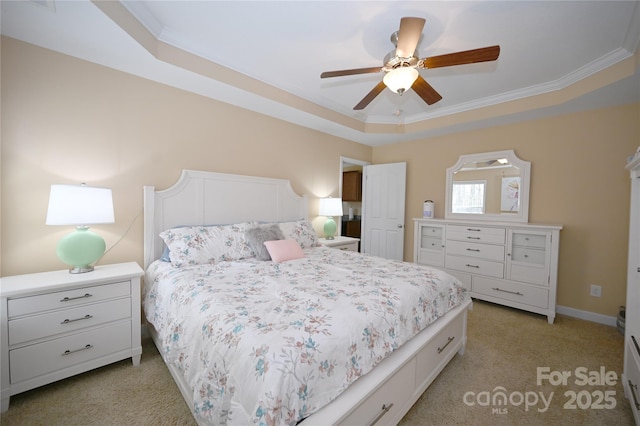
[354,81,387,110]
[396,17,426,58]
[412,75,442,105]
[420,45,500,69]
[321,67,383,78]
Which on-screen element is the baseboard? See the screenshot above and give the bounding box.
[556,305,617,327]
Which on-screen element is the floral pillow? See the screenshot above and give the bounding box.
[278,220,319,249]
[159,222,255,267]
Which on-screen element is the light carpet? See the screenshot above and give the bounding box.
[1,300,635,425]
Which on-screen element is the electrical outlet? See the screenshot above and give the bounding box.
[590,284,602,297]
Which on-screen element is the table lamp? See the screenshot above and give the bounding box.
[319,197,343,240]
[46,184,115,273]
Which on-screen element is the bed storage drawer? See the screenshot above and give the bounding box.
[9,321,132,383]
[416,311,464,385]
[339,357,416,426]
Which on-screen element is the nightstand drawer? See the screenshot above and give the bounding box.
[8,298,131,346]
[335,242,358,251]
[7,281,131,318]
[9,321,132,383]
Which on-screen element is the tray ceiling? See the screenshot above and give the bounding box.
[2,0,639,146]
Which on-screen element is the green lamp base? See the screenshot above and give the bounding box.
[323,217,337,240]
[56,226,106,273]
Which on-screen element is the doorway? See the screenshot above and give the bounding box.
[340,157,370,250]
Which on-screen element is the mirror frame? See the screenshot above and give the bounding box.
[445,150,530,223]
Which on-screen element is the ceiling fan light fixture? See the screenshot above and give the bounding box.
[383,67,419,94]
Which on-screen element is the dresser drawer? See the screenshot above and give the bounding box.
[509,262,549,285]
[418,249,444,267]
[447,225,505,244]
[447,240,504,261]
[339,357,415,426]
[625,339,640,424]
[512,233,547,248]
[446,255,504,278]
[8,298,131,346]
[473,276,549,308]
[416,311,464,385]
[9,321,132,383]
[421,237,443,251]
[421,226,443,239]
[511,247,546,265]
[7,281,131,318]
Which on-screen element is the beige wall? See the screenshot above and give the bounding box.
[373,103,640,317]
[0,37,371,276]
[2,37,639,319]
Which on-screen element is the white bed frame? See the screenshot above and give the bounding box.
[143,170,472,426]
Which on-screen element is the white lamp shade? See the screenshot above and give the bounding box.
[319,198,343,217]
[46,184,115,225]
[383,67,419,93]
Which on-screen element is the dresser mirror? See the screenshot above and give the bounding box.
[445,150,530,223]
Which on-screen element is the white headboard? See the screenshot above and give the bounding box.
[143,170,309,269]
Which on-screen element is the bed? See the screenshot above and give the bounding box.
[143,170,472,425]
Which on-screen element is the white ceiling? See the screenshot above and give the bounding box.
[2,0,639,146]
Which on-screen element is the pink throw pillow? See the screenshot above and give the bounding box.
[264,239,305,263]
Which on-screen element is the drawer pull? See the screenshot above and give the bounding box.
[61,314,93,324]
[466,248,480,252]
[368,403,394,426]
[62,344,93,356]
[437,336,455,354]
[466,236,481,240]
[632,335,640,357]
[466,228,482,232]
[465,264,480,269]
[629,380,640,410]
[60,293,93,302]
[492,287,524,296]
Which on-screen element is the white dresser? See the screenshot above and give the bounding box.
[0,262,144,412]
[414,219,562,323]
[623,153,640,425]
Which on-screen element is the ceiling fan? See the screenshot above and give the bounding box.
[320,17,501,110]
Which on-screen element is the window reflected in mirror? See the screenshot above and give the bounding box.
[452,180,486,214]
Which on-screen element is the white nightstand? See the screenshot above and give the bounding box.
[0,262,144,412]
[318,236,360,252]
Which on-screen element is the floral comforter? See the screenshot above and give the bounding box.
[144,246,467,425]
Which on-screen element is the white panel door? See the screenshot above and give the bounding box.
[362,162,407,260]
